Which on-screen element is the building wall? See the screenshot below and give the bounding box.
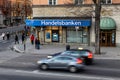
[91,5,120,47]
[113,0,120,3]
[32,0,73,5]
[31,0,120,46]
[32,4,120,46]
[33,5,93,17]
[32,0,120,5]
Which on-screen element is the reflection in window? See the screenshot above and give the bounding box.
[112,33,115,44]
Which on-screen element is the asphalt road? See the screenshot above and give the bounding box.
[0,53,120,79]
[0,38,120,79]
[0,68,119,80]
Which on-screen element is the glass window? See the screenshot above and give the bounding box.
[55,57,64,60]
[55,57,73,61]
[75,0,84,5]
[62,50,87,56]
[49,0,56,5]
[67,27,88,44]
[101,0,112,4]
[63,57,73,60]
[49,0,52,5]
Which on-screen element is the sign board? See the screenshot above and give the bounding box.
[25,19,91,27]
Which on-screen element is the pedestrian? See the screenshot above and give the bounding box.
[1,32,5,40]
[30,34,34,45]
[21,33,25,44]
[15,34,19,44]
[35,37,40,49]
[6,32,10,40]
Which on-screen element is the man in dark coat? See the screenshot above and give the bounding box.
[22,33,25,44]
[35,37,40,49]
[6,32,10,40]
[15,34,19,44]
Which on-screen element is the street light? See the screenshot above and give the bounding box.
[93,0,101,54]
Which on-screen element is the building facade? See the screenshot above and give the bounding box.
[26,0,120,47]
[0,0,32,27]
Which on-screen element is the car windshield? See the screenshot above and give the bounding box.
[61,50,88,56]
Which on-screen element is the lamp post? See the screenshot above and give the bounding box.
[93,0,101,54]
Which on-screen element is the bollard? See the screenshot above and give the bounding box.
[66,45,70,50]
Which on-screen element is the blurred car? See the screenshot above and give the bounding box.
[37,55,84,73]
[47,48,93,65]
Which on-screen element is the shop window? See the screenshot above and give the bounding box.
[67,27,88,44]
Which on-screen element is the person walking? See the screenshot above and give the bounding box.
[35,37,40,49]
[6,32,10,40]
[30,34,34,45]
[15,34,19,44]
[1,32,5,40]
[21,33,25,44]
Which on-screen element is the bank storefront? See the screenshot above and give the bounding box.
[26,18,91,45]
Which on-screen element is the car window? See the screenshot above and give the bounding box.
[62,51,80,56]
[63,57,73,60]
[62,50,89,56]
[62,51,71,55]
[54,56,73,61]
[55,57,64,60]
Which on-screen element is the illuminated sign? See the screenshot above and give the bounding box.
[25,19,91,27]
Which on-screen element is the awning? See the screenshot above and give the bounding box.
[25,19,91,27]
[100,17,116,29]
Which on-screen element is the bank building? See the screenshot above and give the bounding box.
[26,0,120,47]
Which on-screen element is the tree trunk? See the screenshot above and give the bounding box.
[95,0,101,54]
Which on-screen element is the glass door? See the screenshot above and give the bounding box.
[100,30,115,47]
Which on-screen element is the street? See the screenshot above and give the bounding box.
[1,68,119,80]
[1,0,120,80]
[0,38,120,80]
[0,51,120,79]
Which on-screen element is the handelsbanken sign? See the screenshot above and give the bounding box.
[25,19,91,27]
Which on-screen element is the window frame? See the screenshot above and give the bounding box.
[101,0,112,4]
[48,0,57,5]
[74,0,84,5]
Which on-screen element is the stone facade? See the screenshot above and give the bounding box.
[33,5,93,17]
[32,4,120,47]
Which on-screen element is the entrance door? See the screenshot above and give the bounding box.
[100,30,115,47]
[52,30,59,42]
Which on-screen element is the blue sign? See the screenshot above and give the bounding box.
[25,19,91,27]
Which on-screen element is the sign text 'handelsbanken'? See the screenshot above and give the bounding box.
[25,19,91,27]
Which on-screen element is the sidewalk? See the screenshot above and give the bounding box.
[13,38,120,60]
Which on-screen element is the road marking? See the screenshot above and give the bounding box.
[0,68,118,80]
[15,69,117,80]
[87,66,120,72]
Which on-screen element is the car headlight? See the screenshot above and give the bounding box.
[78,47,83,50]
[47,56,52,59]
[37,61,42,64]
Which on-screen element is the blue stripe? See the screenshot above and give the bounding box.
[25,19,91,27]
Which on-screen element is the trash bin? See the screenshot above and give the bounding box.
[66,45,70,50]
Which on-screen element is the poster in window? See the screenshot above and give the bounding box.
[46,32,50,39]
